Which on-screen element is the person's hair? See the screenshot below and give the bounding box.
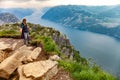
[22,18,26,23]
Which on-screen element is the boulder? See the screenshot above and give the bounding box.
[27,47,41,61]
[17,45,32,63]
[18,65,33,80]
[41,64,58,80]
[0,38,24,50]
[23,60,58,78]
[0,50,9,62]
[0,51,22,79]
[0,45,30,79]
[18,60,58,80]
[23,61,46,78]
[69,52,74,60]
[0,41,11,50]
[12,39,24,50]
[49,55,61,61]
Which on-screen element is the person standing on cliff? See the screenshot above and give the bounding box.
[20,18,30,45]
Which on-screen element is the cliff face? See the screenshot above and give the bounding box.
[30,24,83,61]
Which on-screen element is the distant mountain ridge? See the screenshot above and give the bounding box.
[0,12,19,24]
[0,8,34,19]
[42,5,120,40]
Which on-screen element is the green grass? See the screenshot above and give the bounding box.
[58,60,116,80]
[30,34,61,55]
[0,29,20,38]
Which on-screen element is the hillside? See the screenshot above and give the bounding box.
[42,5,120,40]
[0,23,116,80]
[0,13,19,24]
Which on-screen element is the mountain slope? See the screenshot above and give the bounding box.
[0,8,34,19]
[0,13,19,24]
[42,5,120,40]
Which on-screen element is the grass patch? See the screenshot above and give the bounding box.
[0,29,20,38]
[58,60,116,80]
[30,34,61,55]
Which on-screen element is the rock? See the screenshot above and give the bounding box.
[18,45,32,63]
[0,38,24,50]
[69,52,74,60]
[23,61,46,78]
[27,46,34,50]
[23,60,58,78]
[18,60,58,80]
[0,50,9,62]
[42,64,58,80]
[0,41,11,50]
[27,47,41,61]
[49,55,61,61]
[12,39,24,50]
[0,51,22,79]
[18,65,33,80]
[0,45,30,79]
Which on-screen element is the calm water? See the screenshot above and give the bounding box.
[26,13,120,76]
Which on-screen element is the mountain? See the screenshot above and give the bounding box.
[42,5,120,40]
[0,8,34,19]
[0,13,19,24]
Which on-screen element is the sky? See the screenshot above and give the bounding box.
[0,0,120,8]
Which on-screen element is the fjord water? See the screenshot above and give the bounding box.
[38,19,120,76]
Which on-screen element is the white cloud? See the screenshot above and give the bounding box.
[0,0,31,2]
[49,0,120,6]
[0,0,120,8]
[35,0,50,1]
[0,0,50,8]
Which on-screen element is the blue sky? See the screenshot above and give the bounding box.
[0,0,120,8]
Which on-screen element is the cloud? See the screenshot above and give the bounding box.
[0,0,50,2]
[0,0,120,8]
[0,0,31,2]
[36,0,50,1]
[0,0,52,8]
